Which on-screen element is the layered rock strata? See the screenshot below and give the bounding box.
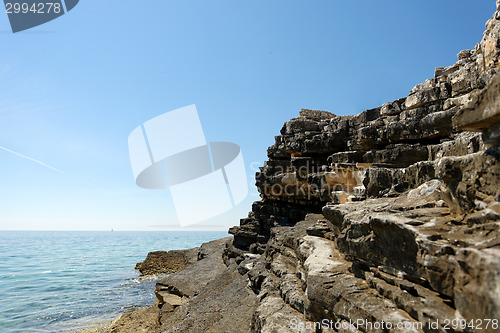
[224,4,500,332]
[101,3,500,333]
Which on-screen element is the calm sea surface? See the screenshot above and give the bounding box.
[0,231,228,333]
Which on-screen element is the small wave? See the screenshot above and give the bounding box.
[41,270,53,274]
[129,273,168,283]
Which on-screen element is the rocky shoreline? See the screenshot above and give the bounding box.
[96,2,500,332]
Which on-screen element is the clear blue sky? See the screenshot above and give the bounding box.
[0,0,495,230]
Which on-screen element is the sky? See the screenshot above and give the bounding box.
[0,0,496,231]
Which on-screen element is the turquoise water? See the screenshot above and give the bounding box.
[0,231,228,333]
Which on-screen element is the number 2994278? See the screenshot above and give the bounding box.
[5,2,62,14]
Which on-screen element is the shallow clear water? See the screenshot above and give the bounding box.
[0,231,228,333]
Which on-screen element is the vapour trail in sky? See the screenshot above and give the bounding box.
[0,145,65,175]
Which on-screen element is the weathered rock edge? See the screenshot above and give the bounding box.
[135,247,199,276]
[98,3,500,333]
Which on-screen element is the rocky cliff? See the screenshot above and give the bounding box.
[101,3,500,333]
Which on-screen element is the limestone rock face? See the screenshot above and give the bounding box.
[453,73,500,145]
[229,3,500,260]
[103,3,500,333]
[223,3,500,332]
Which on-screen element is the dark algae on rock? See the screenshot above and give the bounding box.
[99,3,500,332]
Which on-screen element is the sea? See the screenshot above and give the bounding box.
[0,230,228,333]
